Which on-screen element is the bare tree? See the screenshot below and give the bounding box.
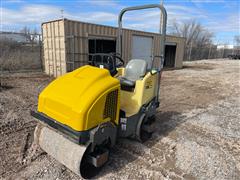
[234,35,240,45]
[170,20,214,60]
[19,26,39,43]
[171,20,213,47]
[20,26,30,42]
[31,28,39,43]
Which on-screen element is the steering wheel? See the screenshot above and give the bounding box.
[111,54,124,67]
[90,53,123,76]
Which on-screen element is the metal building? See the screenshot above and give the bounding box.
[42,19,185,77]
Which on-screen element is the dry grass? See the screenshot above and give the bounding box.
[0,40,42,71]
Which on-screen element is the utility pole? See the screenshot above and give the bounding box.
[216,39,220,59]
[208,43,212,59]
[61,9,64,19]
[160,0,164,34]
[188,41,193,61]
[232,39,235,55]
[221,43,225,58]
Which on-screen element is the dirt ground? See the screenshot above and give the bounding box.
[0,59,239,180]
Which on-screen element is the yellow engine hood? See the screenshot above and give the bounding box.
[38,65,120,131]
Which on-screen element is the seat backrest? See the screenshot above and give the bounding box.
[124,59,147,81]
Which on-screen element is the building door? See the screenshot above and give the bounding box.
[164,45,176,68]
[132,35,153,68]
[89,39,116,54]
[88,39,116,63]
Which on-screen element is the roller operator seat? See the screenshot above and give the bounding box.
[119,59,147,89]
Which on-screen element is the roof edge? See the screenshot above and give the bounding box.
[41,18,185,40]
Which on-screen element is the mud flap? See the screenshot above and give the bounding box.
[87,148,109,167]
[136,114,155,142]
[142,117,156,133]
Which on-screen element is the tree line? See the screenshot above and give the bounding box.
[170,20,239,60]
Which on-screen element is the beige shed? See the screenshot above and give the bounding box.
[42,19,185,77]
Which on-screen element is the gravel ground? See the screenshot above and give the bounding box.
[0,59,239,179]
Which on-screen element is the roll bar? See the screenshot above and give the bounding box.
[117,4,167,70]
[117,4,167,103]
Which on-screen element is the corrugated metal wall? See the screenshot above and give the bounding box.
[42,20,66,77]
[64,20,117,72]
[42,19,185,77]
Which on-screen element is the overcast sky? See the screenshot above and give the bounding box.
[1,0,239,44]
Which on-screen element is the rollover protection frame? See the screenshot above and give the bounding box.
[117,4,167,102]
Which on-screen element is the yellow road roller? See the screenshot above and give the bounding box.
[31,4,167,179]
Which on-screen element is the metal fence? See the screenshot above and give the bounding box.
[184,43,240,61]
[0,32,42,72]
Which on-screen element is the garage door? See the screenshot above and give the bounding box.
[132,35,153,68]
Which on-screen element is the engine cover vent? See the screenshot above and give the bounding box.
[104,90,118,121]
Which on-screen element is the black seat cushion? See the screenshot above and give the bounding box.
[118,77,135,91]
[119,77,135,87]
